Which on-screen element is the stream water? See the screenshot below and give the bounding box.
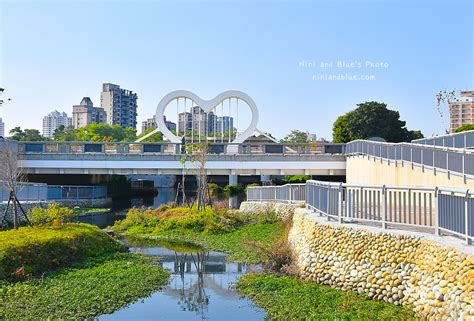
[99,238,265,320]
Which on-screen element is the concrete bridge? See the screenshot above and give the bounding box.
[4,130,474,186]
[16,141,347,177]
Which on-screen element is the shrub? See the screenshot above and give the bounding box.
[112,204,280,235]
[223,184,245,198]
[244,222,294,274]
[0,223,120,280]
[284,175,311,184]
[29,203,75,226]
[208,183,223,199]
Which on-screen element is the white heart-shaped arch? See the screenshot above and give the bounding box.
[155,90,259,144]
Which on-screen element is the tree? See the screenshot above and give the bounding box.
[332,101,423,143]
[436,90,456,134]
[53,125,78,141]
[186,142,209,210]
[280,130,309,144]
[74,123,136,142]
[9,127,47,141]
[136,127,164,142]
[455,124,474,133]
[0,140,31,228]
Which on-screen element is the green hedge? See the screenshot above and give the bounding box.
[0,223,120,279]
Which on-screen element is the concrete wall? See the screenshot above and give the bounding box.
[347,155,474,189]
[288,209,473,319]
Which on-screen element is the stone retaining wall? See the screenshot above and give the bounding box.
[239,201,303,221]
[288,209,473,320]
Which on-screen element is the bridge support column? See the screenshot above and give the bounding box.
[228,174,239,209]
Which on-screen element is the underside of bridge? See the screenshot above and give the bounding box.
[26,173,346,186]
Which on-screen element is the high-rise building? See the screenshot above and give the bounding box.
[215,116,234,135]
[0,118,4,137]
[449,91,474,133]
[178,112,192,136]
[101,83,138,129]
[42,110,72,138]
[178,107,234,138]
[178,106,209,137]
[72,97,107,128]
[141,116,176,134]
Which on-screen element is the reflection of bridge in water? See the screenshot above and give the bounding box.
[129,245,260,306]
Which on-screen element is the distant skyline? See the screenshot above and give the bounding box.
[0,0,472,140]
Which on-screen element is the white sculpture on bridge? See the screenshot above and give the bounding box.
[136,90,260,144]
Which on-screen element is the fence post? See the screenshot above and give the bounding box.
[434,187,439,236]
[338,183,343,224]
[421,149,424,172]
[382,185,387,229]
[446,152,449,178]
[465,190,470,245]
[289,186,293,204]
[327,185,330,221]
[462,153,466,183]
[274,187,277,202]
[259,188,262,202]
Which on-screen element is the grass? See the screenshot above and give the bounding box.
[140,223,285,263]
[73,207,110,216]
[0,223,120,279]
[0,253,170,319]
[113,204,284,263]
[237,274,417,320]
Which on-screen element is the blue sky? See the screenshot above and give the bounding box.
[0,0,472,140]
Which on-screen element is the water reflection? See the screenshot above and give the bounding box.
[100,239,264,320]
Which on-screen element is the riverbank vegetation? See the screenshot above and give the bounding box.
[112,204,285,263]
[73,207,110,216]
[0,253,169,319]
[0,223,119,279]
[0,220,170,319]
[237,274,417,320]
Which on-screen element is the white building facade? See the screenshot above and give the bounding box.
[42,110,72,138]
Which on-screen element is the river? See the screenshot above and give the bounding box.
[99,238,265,320]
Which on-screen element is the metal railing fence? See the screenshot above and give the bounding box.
[17,141,346,156]
[0,182,48,202]
[412,130,474,149]
[346,140,474,178]
[247,180,473,245]
[246,184,306,203]
[1,184,107,202]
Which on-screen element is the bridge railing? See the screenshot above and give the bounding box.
[1,184,107,203]
[247,180,474,245]
[412,130,474,149]
[346,140,474,179]
[17,141,346,155]
[246,184,306,203]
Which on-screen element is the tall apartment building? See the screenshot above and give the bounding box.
[449,90,474,133]
[72,97,107,128]
[215,116,234,135]
[178,106,235,137]
[101,83,138,129]
[42,110,72,138]
[178,106,209,137]
[141,116,176,134]
[0,118,4,137]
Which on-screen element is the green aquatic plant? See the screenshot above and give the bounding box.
[237,274,417,320]
[0,253,170,319]
[0,223,119,279]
